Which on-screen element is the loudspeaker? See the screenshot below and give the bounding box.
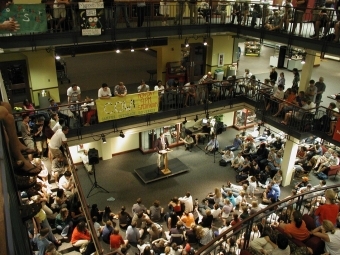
[88,148,99,165]
[277,46,287,68]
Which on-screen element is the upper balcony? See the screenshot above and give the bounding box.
[1,1,340,56]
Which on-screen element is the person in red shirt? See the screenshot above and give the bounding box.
[279,211,310,241]
[110,228,128,253]
[315,189,340,227]
[71,221,91,249]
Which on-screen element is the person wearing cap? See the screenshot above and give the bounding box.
[295,176,310,190]
[98,83,112,99]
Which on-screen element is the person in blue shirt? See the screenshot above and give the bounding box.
[223,134,242,151]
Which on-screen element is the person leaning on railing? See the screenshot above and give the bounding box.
[280,97,314,125]
[310,219,340,254]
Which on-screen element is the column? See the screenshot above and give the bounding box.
[299,49,315,92]
[281,137,299,187]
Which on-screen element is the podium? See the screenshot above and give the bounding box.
[159,149,172,175]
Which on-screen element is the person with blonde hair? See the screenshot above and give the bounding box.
[310,219,340,255]
[221,199,233,225]
[314,189,339,227]
[195,225,213,245]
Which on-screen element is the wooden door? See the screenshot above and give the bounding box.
[185,43,206,82]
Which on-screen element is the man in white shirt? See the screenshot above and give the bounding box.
[58,170,75,196]
[52,118,65,132]
[53,0,68,32]
[49,126,69,158]
[81,150,93,174]
[137,80,150,93]
[178,192,193,212]
[67,84,81,104]
[98,83,112,99]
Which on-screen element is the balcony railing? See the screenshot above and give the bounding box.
[1,1,340,53]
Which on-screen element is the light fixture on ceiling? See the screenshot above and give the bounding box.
[145,44,149,51]
[55,55,60,60]
[203,37,207,46]
[116,48,120,53]
[182,117,187,125]
[194,115,198,122]
[301,57,306,64]
[185,38,189,47]
[101,134,106,143]
[131,46,134,52]
[119,131,125,138]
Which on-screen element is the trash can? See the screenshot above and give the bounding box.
[214,69,224,81]
[226,65,236,77]
[38,90,50,109]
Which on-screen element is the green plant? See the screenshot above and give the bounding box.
[214,115,223,122]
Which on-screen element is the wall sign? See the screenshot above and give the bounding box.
[0,4,47,34]
[79,1,105,36]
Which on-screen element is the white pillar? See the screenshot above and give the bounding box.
[300,49,316,92]
[281,137,299,187]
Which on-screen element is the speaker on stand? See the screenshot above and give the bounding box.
[87,148,109,198]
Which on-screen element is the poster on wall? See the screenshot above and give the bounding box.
[79,1,105,36]
[0,4,47,35]
[96,92,159,122]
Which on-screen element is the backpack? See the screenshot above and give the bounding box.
[317,172,328,180]
[219,159,227,166]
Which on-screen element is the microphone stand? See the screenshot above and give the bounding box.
[87,164,109,198]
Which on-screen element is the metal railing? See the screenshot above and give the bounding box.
[3,1,339,41]
[196,184,340,255]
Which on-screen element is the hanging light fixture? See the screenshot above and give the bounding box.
[185,38,189,47]
[203,37,207,46]
[145,44,149,51]
[55,55,60,60]
[130,45,134,52]
[119,131,125,138]
[101,134,106,143]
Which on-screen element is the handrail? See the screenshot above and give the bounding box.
[64,144,103,255]
[196,183,340,254]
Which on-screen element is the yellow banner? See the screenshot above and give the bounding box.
[96,92,159,122]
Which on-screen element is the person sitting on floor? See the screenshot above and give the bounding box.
[205,135,219,153]
[180,134,194,152]
[221,150,234,164]
[223,134,242,151]
[231,152,244,169]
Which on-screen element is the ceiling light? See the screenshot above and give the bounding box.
[116,48,120,53]
[194,115,198,122]
[203,37,207,46]
[185,38,189,47]
[101,134,106,143]
[145,45,149,51]
[119,131,125,138]
[131,46,134,52]
[301,58,305,64]
[55,55,60,60]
